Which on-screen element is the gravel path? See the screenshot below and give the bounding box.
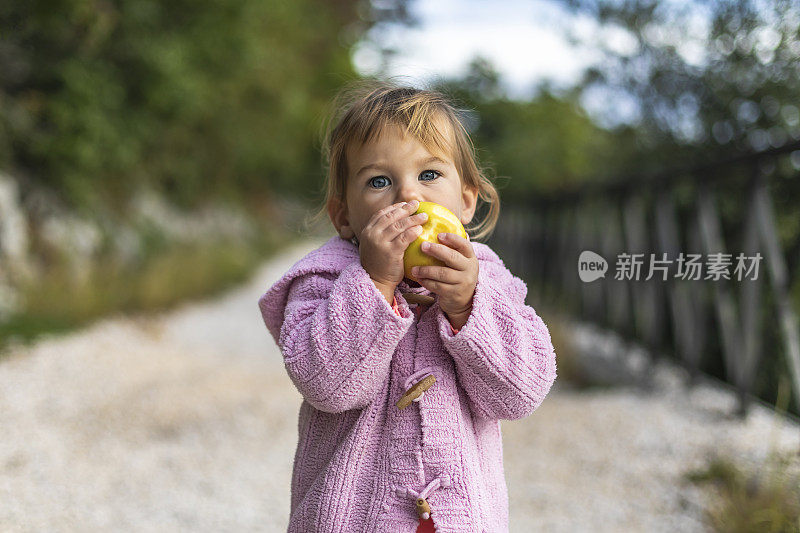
[1,237,798,532]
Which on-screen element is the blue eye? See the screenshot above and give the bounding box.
[368,171,440,189]
[369,176,390,188]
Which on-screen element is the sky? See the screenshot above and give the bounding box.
[352,0,627,101]
[351,0,713,127]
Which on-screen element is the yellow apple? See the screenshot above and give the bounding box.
[403,201,468,281]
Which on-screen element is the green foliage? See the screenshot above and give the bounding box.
[0,227,290,353]
[433,58,626,196]
[559,0,800,170]
[471,92,621,193]
[0,0,366,209]
[685,452,800,532]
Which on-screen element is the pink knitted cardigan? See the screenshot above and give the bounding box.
[258,236,557,532]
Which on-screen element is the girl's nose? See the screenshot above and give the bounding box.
[400,197,424,206]
[396,178,425,205]
[397,190,424,206]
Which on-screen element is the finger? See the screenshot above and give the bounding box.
[383,203,427,241]
[414,276,457,294]
[364,200,415,232]
[412,265,459,283]
[437,232,475,258]
[372,200,421,236]
[387,208,427,239]
[420,240,468,270]
[393,219,426,248]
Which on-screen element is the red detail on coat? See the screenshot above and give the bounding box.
[416,517,436,533]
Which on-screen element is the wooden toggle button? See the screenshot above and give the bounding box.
[401,293,436,307]
[395,375,436,410]
[416,497,431,520]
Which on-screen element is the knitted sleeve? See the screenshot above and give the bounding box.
[278,261,414,413]
[434,262,557,420]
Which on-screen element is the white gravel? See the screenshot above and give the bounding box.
[1,236,798,532]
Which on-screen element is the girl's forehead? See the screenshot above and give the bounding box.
[349,120,455,161]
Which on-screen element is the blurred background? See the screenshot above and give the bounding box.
[2,0,800,530]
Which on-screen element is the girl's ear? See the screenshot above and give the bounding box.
[460,184,479,225]
[328,197,355,240]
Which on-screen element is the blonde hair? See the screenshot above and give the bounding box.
[307,78,500,241]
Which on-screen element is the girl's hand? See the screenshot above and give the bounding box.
[358,199,428,295]
[411,232,478,330]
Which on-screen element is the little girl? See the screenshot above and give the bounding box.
[258,80,557,533]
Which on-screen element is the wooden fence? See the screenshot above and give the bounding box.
[489,140,800,418]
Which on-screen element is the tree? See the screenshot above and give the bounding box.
[559,0,800,169]
[0,0,416,210]
[432,57,624,195]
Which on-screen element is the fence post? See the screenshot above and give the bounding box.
[655,186,702,383]
[697,182,747,415]
[752,167,800,415]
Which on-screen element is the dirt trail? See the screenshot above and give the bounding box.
[1,236,798,532]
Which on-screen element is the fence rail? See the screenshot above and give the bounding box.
[490,140,800,418]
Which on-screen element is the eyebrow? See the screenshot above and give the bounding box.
[356,156,449,177]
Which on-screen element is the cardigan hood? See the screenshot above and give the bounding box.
[258,235,557,533]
